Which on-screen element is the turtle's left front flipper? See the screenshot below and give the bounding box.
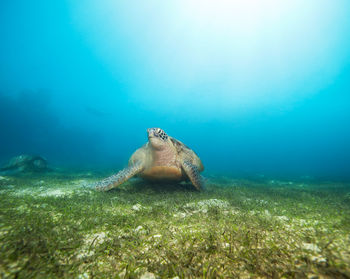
[95,161,144,191]
[182,160,204,190]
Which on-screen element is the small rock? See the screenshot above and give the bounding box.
[302,243,321,253]
[135,225,144,232]
[76,250,94,259]
[153,234,162,238]
[132,204,142,211]
[311,255,327,266]
[276,216,289,221]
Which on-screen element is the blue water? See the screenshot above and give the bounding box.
[1,0,350,179]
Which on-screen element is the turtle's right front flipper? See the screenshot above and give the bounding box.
[181,160,204,191]
[95,162,144,191]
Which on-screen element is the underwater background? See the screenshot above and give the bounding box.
[1,0,350,180]
[2,1,350,278]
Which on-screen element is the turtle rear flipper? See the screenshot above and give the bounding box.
[182,160,203,190]
[95,161,144,191]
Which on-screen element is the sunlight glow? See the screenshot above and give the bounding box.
[70,0,349,117]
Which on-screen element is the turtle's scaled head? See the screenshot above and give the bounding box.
[147,128,169,149]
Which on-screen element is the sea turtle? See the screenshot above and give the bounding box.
[95,128,204,191]
[0,154,48,173]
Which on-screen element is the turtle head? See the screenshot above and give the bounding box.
[147,128,169,149]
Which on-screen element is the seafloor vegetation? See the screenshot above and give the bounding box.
[0,173,349,278]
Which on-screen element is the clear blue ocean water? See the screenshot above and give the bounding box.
[1,0,350,180]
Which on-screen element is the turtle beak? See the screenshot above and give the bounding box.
[147,128,154,138]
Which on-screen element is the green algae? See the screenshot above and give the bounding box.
[0,174,349,278]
